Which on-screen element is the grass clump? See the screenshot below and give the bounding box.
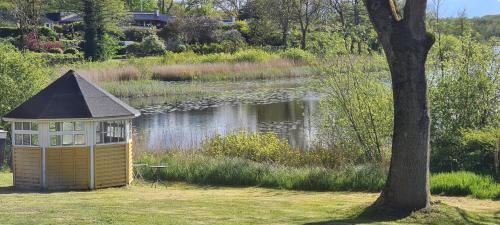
[150,60,312,81]
[202,131,351,168]
[279,48,316,64]
[137,152,387,192]
[430,171,500,199]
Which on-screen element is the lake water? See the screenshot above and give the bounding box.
[131,93,320,151]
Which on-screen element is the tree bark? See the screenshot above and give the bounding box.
[363,0,435,211]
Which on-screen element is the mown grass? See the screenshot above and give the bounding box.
[431,171,500,200]
[0,172,498,225]
[135,152,500,200]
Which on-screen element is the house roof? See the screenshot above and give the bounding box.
[3,70,140,120]
[131,12,174,23]
[44,12,82,23]
[59,13,82,23]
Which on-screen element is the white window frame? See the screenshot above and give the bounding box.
[48,121,87,147]
[95,120,130,145]
[12,122,40,147]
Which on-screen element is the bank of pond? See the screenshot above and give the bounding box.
[134,153,500,200]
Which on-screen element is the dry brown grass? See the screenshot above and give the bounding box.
[61,66,142,83]
[151,59,300,81]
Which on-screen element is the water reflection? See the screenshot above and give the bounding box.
[133,94,320,151]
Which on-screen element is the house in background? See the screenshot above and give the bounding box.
[43,11,174,28]
[130,10,175,27]
[220,16,236,26]
[44,12,83,28]
[1,70,140,190]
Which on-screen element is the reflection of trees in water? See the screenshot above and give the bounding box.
[133,98,320,151]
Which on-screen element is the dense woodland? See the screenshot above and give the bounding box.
[0,0,499,211]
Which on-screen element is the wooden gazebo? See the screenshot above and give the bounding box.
[2,70,141,190]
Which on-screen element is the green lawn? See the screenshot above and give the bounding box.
[0,172,498,225]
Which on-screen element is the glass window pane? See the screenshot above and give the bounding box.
[75,122,84,131]
[31,123,38,131]
[15,134,23,145]
[31,135,39,146]
[74,134,85,145]
[63,122,74,131]
[96,133,102,144]
[15,122,22,130]
[23,134,31,145]
[104,133,111,143]
[96,122,102,132]
[49,122,62,132]
[22,122,30,131]
[62,134,73,146]
[50,135,61,146]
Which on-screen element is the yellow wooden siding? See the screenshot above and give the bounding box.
[94,143,130,188]
[13,147,41,189]
[46,147,89,190]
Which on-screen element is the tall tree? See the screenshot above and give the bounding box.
[214,0,246,17]
[11,0,46,48]
[269,0,294,48]
[292,0,322,49]
[82,0,127,61]
[362,0,434,211]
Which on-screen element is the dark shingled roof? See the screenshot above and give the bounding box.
[3,70,140,120]
[131,12,173,23]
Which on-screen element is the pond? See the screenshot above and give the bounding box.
[128,92,321,151]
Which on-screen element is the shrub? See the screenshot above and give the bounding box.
[232,49,276,63]
[307,32,348,57]
[318,66,393,164]
[431,171,500,199]
[61,39,81,49]
[166,39,186,53]
[0,43,49,117]
[460,128,500,176]
[235,20,250,37]
[142,35,166,55]
[128,35,166,56]
[97,33,120,60]
[39,27,58,41]
[124,28,156,42]
[203,132,298,165]
[63,48,79,54]
[279,48,315,64]
[429,35,498,175]
[190,43,226,54]
[47,48,63,54]
[32,52,83,65]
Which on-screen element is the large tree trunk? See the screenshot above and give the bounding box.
[363,0,435,211]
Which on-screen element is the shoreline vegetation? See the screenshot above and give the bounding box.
[49,49,324,98]
[134,151,500,200]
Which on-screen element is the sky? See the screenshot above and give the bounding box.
[427,0,500,18]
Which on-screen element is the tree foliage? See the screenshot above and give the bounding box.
[318,58,393,165]
[0,43,49,119]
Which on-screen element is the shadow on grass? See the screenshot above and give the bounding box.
[304,203,497,225]
[304,205,411,225]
